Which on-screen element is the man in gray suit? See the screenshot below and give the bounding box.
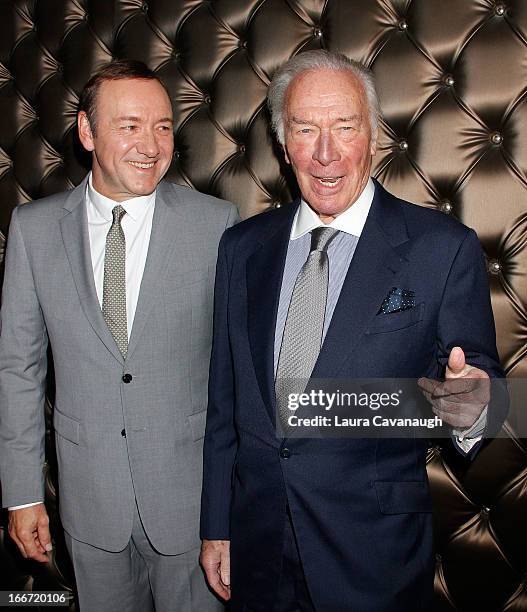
[0,60,237,611]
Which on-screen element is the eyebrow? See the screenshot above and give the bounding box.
[335,115,361,123]
[290,117,314,125]
[115,116,173,123]
[289,114,361,124]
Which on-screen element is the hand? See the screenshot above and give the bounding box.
[418,347,490,429]
[8,504,52,563]
[200,539,231,600]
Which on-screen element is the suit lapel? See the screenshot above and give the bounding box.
[312,183,411,378]
[126,181,186,359]
[247,203,298,418]
[60,177,124,364]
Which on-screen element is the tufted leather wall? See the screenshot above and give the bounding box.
[1,1,526,610]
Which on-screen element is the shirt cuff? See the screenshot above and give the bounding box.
[8,501,43,511]
[452,406,488,452]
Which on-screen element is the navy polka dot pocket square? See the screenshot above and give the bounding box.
[377,287,415,314]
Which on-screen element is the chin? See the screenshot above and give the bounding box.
[131,181,158,195]
[311,202,347,218]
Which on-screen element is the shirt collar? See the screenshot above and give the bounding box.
[87,172,156,222]
[290,177,375,240]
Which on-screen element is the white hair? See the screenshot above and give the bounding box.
[267,50,380,145]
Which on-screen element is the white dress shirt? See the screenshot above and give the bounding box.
[291,176,374,239]
[10,173,156,510]
[86,173,155,335]
[274,179,373,371]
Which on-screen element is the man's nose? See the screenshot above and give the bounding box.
[136,129,160,157]
[312,131,341,165]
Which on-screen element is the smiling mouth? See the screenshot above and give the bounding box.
[314,176,343,186]
[128,161,155,169]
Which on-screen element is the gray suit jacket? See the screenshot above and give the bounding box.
[0,176,238,554]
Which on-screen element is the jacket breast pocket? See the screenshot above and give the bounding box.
[53,408,80,445]
[366,303,424,335]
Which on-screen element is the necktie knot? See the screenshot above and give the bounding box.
[112,205,126,225]
[310,226,338,253]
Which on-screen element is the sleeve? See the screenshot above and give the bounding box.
[0,207,48,508]
[200,231,238,540]
[436,228,508,452]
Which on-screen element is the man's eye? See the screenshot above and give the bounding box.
[299,128,312,134]
[122,125,136,131]
[158,125,172,132]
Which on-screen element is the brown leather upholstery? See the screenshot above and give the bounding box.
[1,1,525,609]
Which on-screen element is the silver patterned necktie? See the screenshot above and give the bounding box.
[102,205,128,358]
[276,226,339,433]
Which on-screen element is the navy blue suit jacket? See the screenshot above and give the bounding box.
[201,182,503,612]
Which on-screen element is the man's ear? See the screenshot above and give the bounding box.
[78,111,95,152]
[283,144,291,165]
[370,130,377,157]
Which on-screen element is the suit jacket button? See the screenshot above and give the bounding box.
[121,428,126,437]
[280,448,291,459]
[122,374,132,383]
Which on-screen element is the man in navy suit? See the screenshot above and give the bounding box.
[199,50,503,611]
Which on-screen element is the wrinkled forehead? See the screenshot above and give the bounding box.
[284,69,367,117]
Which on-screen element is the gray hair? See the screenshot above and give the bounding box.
[267,50,380,145]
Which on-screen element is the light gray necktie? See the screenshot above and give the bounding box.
[276,226,338,432]
[102,205,128,358]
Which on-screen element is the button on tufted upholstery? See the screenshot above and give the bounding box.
[1,1,526,609]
